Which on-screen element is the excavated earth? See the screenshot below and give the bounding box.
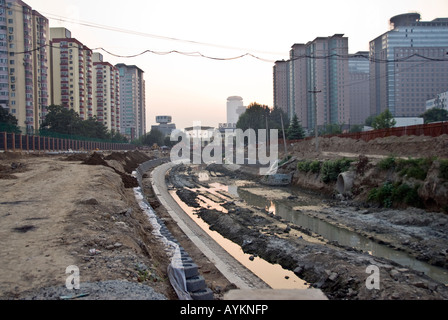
[167,162,448,300]
[0,151,232,300]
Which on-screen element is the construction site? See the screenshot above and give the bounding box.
[1,132,448,301]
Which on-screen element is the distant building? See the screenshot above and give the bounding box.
[50,28,94,121]
[273,60,290,117]
[116,63,146,140]
[275,35,350,130]
[0,0,51,131]
[151,115,176,137]
[93,53,120,132]
[426,90,448,111]
[369,13,448,118]
[349,52,370,125]
[226,96,245,128]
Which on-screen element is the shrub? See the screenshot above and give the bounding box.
[378,156,396,170]
[321,158,353,183]
[439,159,448,180]
[396,157,433,181]
[368,182,423,208]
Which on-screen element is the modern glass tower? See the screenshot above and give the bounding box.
[369,13,448,117]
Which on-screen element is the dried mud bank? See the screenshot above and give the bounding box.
[168,163,448,300]
[0,151,178,300]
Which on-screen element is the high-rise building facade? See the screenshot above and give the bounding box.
[116,63,146,140]
[226,96,245,128]
[275,34,350,130]
[93,53,120,132]
[50,27,93,120]
[370,13,448,117]
[273,60,290,116]
[0,0,50,132]
[349,52,370,125]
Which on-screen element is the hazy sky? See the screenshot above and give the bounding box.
[25,0,448,130]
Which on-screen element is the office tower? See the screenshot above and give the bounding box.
[50,27,93,120]
[0,0,50,132]
[116,63,146,140]
[93,53,120,132]
[349,52,370,125]
[370,13,448,117]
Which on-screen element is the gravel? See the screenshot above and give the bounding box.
[13,280,168,300]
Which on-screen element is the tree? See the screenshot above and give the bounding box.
[236,102,270,132]
[420,108,448,124]
[269,106,289,139]
[40,105,81,135]
[286,114,305,140]
[40,104,128,142]
[0,106,21,133]
[371,109,396,130]
[142,128,165,147]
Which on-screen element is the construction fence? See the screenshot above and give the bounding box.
[285,121,448,144]
[0,131,136,152]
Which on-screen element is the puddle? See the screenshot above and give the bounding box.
[169,190,307,290]
[236,187,448,285]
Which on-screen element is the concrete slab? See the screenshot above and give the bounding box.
[224,289,328,300]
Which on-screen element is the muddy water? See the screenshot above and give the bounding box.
[169,190,308,290]
[234,187,448,285]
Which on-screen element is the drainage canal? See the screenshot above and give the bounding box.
[168,189,308,290]
[233,186,448,285]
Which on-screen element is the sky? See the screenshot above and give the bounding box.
[25,0,448,130]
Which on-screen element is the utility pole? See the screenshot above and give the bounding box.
[280,113,287,155]
[309,87,322,153]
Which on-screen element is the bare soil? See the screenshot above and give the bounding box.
[0,151,231,300]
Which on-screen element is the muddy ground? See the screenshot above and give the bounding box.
[168,162,448,300]
[0,151,232,300]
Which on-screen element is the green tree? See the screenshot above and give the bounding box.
[321,123,342,135]
[236,102,270,131]
[0,106,21,133]
[142,128,165,147]
[286,114,305,140]
[371,109,396,130]
[269,106,289,139]
[40,105,81,135]
[420,108,448,124]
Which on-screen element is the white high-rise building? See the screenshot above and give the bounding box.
[226,96,245,128]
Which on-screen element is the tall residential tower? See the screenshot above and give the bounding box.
[116,63,146,140]
[0,0,50,132]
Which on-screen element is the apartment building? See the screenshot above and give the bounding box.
[273,60,290,116]
[370,13,448,117]
[349,52,370,125]
[0,0,50,132]
[50,27,93,120]
[274,34,350,130]
[116,63,146,140]
[93,52,120,132]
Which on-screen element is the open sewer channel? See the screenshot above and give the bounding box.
[233,185,448,286]
[171,173,448,286]
[169,189,308,290]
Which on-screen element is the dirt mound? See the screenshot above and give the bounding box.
[105,151,154,174]
[82,152,141,189]
[0,162,28,180]
[288,134,448,160]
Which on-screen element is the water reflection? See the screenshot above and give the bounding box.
[236,187,448,285]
